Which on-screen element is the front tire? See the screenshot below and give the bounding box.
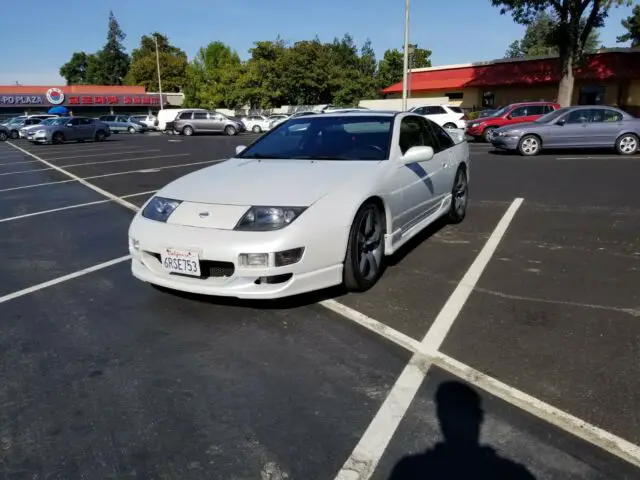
[0,131,7,141]
[252,125,262,133]
[95,130,106,142]
[128,126,136,134]
[517,134,541,156]
[9,130,19,140]
[343,202,386,292]
[52,132,65,144]
[225,125,237,136]
[443,122,457,129]
[483,127,496,143]
[615,133,638,155]
[448,167,468,224]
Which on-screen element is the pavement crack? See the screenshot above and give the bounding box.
[470,286,640,317]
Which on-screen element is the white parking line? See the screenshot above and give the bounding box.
[333,197,524,480]
[0,153,191,177]
[0,190,157,224]
[46,149,161,161]
[0,153,220,193]
[0,255,131,305]
[556,155,637,160]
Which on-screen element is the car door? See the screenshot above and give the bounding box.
[589,108,624,147]
[505,106,532,126]
[78,118,96,139]
[555,108,593,147]
[425,106,448,126]
[426,119,458,189]
[63,117,81,140]
[208,112,226,132]
[393,115,449,234]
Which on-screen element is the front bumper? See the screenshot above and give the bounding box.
[490,135,520,150]
[128,215,349,299]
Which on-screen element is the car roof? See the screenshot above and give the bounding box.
[305,111,398,118]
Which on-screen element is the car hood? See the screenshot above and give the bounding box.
[159,157,384,206]
[496,121,540,132]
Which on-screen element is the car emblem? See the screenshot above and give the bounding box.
[199,212,209,218]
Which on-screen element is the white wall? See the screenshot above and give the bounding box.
[358,97,449,111]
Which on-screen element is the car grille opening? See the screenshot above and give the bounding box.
[148,252,235,279]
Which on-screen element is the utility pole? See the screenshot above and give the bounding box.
[401,0,410,111]
[408,44,416,103]
[154,33,164,110]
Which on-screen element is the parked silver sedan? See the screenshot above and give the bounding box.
[28,117,111,144]
[491,106,640,156]
[98,115,147,133]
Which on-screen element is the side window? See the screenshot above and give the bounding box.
[80,118,93,125]
[413,107,427,115]
[566,109,589,124]
[178,111,192,120]
[601,109,622,122]
[399,117,427,154]
[509,107,528,118]
[526,105,546,116]
[427,106,446,115]
[193,112,208,120]
[427,120,455,151]
[107,116,116,122]
[68,118,80,126]
[118,116,128,122]
[543,105,554,113]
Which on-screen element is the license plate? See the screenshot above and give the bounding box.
[160,248,201,277]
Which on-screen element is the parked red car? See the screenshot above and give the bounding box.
[466,101,561,142]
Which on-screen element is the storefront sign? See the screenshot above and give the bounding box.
[0,89,164,108]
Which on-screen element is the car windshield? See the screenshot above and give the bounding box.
[534,107,571,123]
[237,115,393,161]
[41,118,58,125]
[490,106,512,118]
[7,117,25,125]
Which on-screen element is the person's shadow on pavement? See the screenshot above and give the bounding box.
[388,381,536,480]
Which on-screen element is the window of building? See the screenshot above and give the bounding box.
[578,85,605,105]
[445,92,464,100]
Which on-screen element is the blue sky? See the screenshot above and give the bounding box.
[0,0,634,85]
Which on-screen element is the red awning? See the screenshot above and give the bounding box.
[382,51,640,94]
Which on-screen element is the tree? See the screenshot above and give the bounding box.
[617,4,640,46]
[93,11,130,85]
[183,41,242,109]
[60,52,96,85]
[125,32,188,92]
[491,0,631,107]
[505,11,601,58]
[377,49,405,92]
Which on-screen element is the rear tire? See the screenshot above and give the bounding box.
[447,167,468,224]
[95,130,106,142]
[252,125,262,133]
[615,133,638,155]
[182,125,194,136]
[0,131,7,141]
[128,126,136,134]
[343,202,386,292]
[443,122,457,129]
[225,125,237,136]
[9,130,19,140]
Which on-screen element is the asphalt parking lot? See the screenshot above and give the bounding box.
[1,131,639,479]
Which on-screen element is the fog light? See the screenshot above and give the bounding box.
[275,247,304,267]
[239,252,268,267]
[129,237,140,251]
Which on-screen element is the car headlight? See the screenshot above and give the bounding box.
[35,129,46,135]
[235,206,306,231]
[496,130,520,137]
[141,196,182,222]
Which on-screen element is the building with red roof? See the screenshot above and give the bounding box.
[381,47,640,115]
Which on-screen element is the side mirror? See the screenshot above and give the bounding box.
[235,145,247,156]
[505,115,512,120]
[400,146,434,164]
[67,123,73,127]
[556,118,566,126]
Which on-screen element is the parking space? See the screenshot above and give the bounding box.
[0,135,638,478]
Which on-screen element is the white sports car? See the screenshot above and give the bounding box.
[128,111,470,299]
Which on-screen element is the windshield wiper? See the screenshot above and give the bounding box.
[295,155,351,160]
[239,154,279,159]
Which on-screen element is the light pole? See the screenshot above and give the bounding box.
[154,33,164,110]
[401,0,410,111]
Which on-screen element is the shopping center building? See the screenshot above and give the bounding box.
[381,47,640,115]
[0,85,184,120]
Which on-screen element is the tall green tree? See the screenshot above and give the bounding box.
[376,46,431,93]
[505,11,601,58]
[491,0,631,107]
[93,11,130,85]
[358,39,379,100]
[125,33,188,92]
[183,41,242,108]
[59,52,97,85]
[617,4,640,46]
